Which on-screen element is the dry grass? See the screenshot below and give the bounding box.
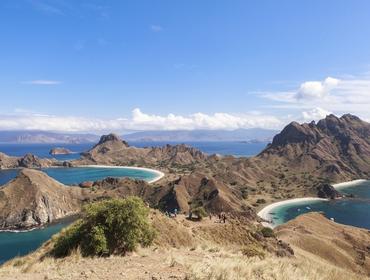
[183,252,367,280]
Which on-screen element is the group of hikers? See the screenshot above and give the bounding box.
[165,208,227,223]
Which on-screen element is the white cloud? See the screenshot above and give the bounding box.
[150,25,163,32]
[0,108,283,133]
[23,80,61,85]
[302,107,331,122]
[260,74,370,120]
[295,77,339,100]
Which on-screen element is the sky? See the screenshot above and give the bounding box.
[1,0,370,132]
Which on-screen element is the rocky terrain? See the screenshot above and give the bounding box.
[0,169,87,230]
[0,153,57,169]
[76,133,208,167]
[69,114,370,214]
[2,114,370,228]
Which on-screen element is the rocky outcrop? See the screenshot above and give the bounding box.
[0,169,86,230]
[316,183,342,199]
[17,153,56,168]
[0,152,19,169]
[77,134,208,167]
[49,147,72,155]
[258,114,370,183]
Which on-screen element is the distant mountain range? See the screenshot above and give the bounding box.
[0,131,99,144]
[0,129,278,144]
[123,128,278,142]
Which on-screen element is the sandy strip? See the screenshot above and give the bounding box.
[76,165,165,184]
[257,197,328,228]
[333,179,368,190]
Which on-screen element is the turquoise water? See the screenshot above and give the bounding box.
[271,181,370,229]
[0,166,159,264]
[0,167,158,186]
[0,222,68,264]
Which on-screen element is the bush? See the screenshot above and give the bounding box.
[52,197,156,257]
[260,227,275,238]
[192,206,207,220]
[256,198,266,204]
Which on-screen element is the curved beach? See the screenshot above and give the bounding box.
[257,197,327,228]
[333,179,367,190]
[258,179,370,228]
[77,165,165,184]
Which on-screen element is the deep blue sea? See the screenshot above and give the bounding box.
[0,141,267,160]
[270,181,370,229]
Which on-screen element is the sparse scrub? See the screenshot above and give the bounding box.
[52,197,156,257]
[192,206,207,220]
[260,227,275,238]
[241,245,265,259]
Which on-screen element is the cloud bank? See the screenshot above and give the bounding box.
[0,109,282,133]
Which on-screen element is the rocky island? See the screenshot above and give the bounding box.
[49,147,73,155]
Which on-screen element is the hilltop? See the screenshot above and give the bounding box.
[0,211,367,280]
[0,169,86,230]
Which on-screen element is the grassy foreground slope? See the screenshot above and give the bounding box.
[0,210,368,280]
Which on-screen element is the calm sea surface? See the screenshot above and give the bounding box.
[271,181,370,229]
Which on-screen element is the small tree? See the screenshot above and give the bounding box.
[52,197,156,257]
[192,206,207,220]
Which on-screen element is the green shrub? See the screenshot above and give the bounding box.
[260,227,275,238]
[52,197,156,258]
[256,198,266,204]
[192,206,207,220]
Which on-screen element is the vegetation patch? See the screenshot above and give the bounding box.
[260,227,275,238]
[51,197,156,258]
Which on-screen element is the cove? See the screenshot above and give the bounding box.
[0,166,162,264]
[261,180,370,230]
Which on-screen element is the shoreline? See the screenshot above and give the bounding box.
[257,178,369,229]
[76,165,165,184]
[333,179,368,190]
[257,197,327,228]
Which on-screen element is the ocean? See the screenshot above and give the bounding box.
[0,141,267,160]
[270,181,370,229]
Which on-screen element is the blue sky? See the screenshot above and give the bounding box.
[1,0,370,132]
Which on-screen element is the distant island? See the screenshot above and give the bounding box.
[0,130,99,144]
[49,147,73,155]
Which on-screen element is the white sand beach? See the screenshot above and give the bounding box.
[333,179,368,190]
[77,165,165,184]
[257,197,328,228]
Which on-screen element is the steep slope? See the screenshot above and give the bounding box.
[276,212,370,276]
[0,169,86,230]
[258,114,370,183]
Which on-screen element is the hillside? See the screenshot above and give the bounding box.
[71,114,370,214]
[0,212,367,280]
[76,133,208,166]
[276,212,370,276]
[0,169,86,230]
